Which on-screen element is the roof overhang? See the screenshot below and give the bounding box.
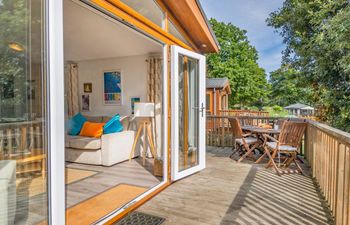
[161,0,219,53]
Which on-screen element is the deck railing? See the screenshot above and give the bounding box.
[206,115,350,224]
[219,109,270,117]
[304,121,350,225]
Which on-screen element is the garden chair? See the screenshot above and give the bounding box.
[263,121,306,175]
[228,118,259,162]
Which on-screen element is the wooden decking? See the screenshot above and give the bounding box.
[138,146,333,225]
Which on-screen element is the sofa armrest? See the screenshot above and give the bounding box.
[100,130,135,166]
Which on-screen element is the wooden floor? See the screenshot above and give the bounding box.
[139,146,333,225]
[15,157,160,225]
[66,158,161,208]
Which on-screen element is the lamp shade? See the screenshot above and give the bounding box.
[134,102,154,117]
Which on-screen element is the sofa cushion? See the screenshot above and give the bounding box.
[69,136,102,150]
[79,122,105,138]
[85,116,103,123]
[103,114,123,134]
[68,113,87,136]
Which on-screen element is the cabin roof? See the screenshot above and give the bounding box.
[284,103,314,110]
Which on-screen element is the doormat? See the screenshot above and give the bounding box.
[115,212,165,225]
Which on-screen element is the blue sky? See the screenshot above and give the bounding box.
[200,0,285,73]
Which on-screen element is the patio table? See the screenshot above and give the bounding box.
[241,125,281,163]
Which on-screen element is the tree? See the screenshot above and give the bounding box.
[207,18,269,108]
[267,0,350,131]
[269,66,313,106]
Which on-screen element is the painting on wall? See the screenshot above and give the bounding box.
[84,83,92,93]
[82,94,90,111]
[131,97,140,114]
[103,71,122,105]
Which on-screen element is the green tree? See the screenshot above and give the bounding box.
[269,66,313,106]
[0,0,27,117]
[207,18,269,108]
[267,0,350,131]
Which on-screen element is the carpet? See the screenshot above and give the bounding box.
[16,168,98,198]
[115,212,165,225]
[66,184,148,225]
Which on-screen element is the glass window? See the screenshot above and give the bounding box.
[169,20,190,46]
[206,94,211,110]
[120,0,164,27]
[0,0,48,224]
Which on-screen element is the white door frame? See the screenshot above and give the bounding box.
[171,45,206,181]
[47,0,66,224]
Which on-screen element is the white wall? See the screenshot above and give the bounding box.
[77,54,148,116]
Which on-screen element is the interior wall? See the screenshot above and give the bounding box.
[77,54,149,116]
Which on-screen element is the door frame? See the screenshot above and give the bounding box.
[171,45,206,181]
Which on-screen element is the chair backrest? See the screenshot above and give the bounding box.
[228,118,244,138]
[279,121,306,147]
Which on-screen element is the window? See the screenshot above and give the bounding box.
[0,0,48,224]
[169,19,190,46]
[206,94,211,110]
[120,0,164,27]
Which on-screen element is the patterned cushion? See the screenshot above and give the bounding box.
[266,142,297,151]
[236,137,258,145]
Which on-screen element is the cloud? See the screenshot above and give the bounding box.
[200,0,285,73]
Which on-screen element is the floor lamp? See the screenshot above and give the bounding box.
[129,102,157,165]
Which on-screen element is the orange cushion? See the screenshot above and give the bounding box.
[79,122,105,138]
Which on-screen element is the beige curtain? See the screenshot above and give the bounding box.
[67,63,79,117]
[147,57,163,158]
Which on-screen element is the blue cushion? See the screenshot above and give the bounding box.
[68,113,87,136]
[103,114,123,134]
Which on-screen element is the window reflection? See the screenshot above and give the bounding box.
[0,0,48,224]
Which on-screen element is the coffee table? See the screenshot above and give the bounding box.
[2,149,46,178]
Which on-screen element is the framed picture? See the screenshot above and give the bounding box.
[103,71,122,105]
[82,94,90,111]
[131,97,140,114]
[84,83,92,93]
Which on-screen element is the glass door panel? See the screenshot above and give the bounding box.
[0,0,49,224]
[171,46,205,181]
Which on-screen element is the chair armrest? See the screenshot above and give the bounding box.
[242,133,252,137]
[262,134,279,143]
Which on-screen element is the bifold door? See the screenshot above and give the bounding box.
[171,45,206,181]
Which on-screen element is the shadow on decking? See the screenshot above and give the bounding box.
[219,151,334,225]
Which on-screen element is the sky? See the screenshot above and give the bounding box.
[200,0,285,74]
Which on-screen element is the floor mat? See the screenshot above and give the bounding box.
[66,184,147,225]
[115,212,165,225]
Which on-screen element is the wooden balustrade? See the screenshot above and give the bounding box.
[305,121,350,225]
[206,116,282,147]
[0,120,43,157]
[219,109,270,117]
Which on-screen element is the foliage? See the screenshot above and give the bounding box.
[263,106,290,117]
[269,66,313,106]
[207,18,270,108]
[0,0,27,117]
[267,0,350,132]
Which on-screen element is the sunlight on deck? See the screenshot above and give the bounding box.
[139,146,333,225]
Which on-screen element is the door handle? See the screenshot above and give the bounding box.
[192,103,205,117]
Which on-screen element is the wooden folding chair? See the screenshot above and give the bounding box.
[228,118,259,162]
[263,121,306,175]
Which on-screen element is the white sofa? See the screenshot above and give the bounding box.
[65,116,137,166]
[0,160,16,225]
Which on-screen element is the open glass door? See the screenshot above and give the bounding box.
[171,45,206,181]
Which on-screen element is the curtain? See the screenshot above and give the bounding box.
[66,63,79,117]
[147,57,163,158]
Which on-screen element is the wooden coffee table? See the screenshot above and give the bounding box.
[2,149,46,178]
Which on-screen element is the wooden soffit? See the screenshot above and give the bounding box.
[160,0,219,53]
